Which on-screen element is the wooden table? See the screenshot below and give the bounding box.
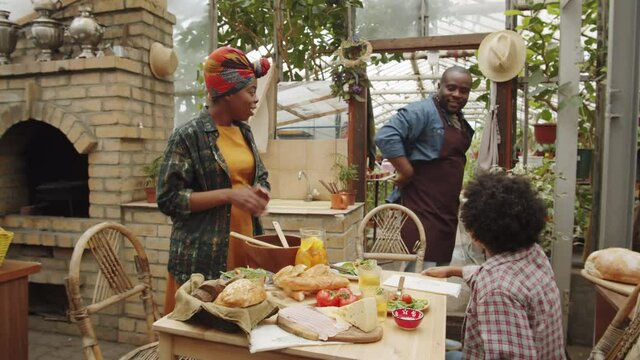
[154,270,447,360]
[0,260,42,360]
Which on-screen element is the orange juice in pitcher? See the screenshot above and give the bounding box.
[295,228,328,267]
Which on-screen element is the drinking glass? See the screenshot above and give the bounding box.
[358,261,381,297]
[375,287,388,323]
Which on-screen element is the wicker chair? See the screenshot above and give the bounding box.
[65,222,160,360]
[356,204,426,273]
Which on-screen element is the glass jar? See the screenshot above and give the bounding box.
[295,228,328,267]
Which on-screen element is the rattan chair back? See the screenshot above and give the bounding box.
[356,204,426,273]
[65,222,160,360]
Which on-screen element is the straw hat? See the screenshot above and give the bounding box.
[477,30,526,82]
[149,42,178,79]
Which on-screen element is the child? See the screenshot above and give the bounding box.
[425,172,566,359]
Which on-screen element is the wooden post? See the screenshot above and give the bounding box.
[496,79,517,169]
[348,87,368,203]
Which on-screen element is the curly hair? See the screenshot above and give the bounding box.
[461,172,546,254]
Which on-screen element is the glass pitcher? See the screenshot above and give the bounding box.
[295,228,328,267]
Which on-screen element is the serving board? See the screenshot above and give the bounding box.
[277,315,383,343]
[580,269,635,296]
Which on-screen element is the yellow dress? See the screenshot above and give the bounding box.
[216,124,255,270]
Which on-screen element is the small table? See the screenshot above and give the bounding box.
[593,285,637,344]
[0,260,42,360]
[154,270,447,360]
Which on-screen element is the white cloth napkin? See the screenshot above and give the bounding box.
[249,324,347,353]
[383,275,461,298]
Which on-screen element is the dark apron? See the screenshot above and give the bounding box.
[401,106,471,263]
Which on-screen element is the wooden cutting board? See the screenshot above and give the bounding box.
[277,315,383,343]
[581,269,636,296]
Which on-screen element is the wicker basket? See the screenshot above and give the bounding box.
[0,227,14,266]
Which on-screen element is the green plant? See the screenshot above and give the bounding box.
[332,153,359,192]
[143,156,162,188]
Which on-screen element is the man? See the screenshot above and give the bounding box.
[375,66,474,268]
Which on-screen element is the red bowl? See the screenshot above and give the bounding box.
[391,308,424,330]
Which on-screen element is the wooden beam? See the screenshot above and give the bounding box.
[369,33,491,53]
[276,106,347,126]
[496,79,517,169]
[348,87,368,203]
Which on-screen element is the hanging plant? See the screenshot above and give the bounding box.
[330,39,373,102]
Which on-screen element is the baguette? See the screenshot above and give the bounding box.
[277,274,350,292]
[274,264,349,292]
[283,288,307,302]
[585,247,640,284]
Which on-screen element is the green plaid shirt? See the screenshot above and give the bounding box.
[156,108,270,284]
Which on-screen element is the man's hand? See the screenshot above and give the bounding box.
[230,186,269,216]
[388,156,413,188]
[393,172,413,188]
[422,266,463,278]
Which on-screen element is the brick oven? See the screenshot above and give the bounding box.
[0,0,175,344]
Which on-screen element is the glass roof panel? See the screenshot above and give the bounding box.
[357,0,506,39]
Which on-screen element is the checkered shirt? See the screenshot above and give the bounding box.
[461,244,566,359]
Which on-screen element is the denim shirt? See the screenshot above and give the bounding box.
[374,95,473,161]
[374,95,473,203]
[156,108,270,284]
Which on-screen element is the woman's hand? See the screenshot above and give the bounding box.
[253,185,270,202]
[422,266,462,278]
[230,186,269,215]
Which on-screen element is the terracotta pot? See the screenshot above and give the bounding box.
[144,187,156,203]
[533,123,556,144]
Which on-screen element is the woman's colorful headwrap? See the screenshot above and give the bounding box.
[203,47,271,98]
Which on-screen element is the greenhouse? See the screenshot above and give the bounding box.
[0,0,638,359]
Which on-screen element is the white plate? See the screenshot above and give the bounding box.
[331,261,359,280]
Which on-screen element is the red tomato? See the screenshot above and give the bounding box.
[336,287,353,296]
[338,292,359,307]
[316,289,339,307]
[401,293,413,304]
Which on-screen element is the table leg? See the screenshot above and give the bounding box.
[593,290,617,344]
[158,332,176,360]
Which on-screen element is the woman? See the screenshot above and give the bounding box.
[157,47,271,313]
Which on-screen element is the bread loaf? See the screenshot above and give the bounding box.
[584,247,640,284]
[190,279,226,302]
[214,279,266,308]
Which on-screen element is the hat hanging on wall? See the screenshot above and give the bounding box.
[149,42,178,79]
[477,30,526,82]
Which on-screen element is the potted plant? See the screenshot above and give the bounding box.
[142,156,162,203]
[332,153,359,205]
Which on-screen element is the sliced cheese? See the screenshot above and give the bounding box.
[316,306,351,329]
[338,297,377,332]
